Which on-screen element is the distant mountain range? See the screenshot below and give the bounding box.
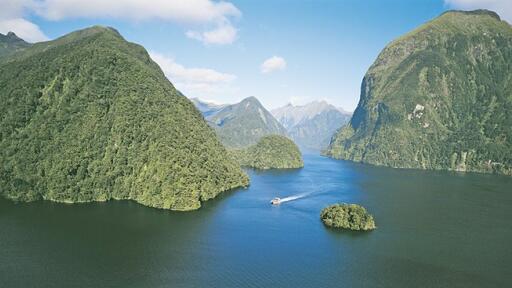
[193,97,287,148]
[271,101,351,150]
[192,97,351,150]
[190,97,227,117]
[0,32,30,58]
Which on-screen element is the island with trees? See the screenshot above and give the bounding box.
[320,203,376,231]
[230,135,304,169]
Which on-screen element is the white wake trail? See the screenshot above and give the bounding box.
[274,177,317,203]
[279,192,312,203]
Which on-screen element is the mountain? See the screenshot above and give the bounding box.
[326,10,512,175]
[272,101,351,150]
[0,31,31,58]
[190,97,227,117]
[272,101,347,129]
[201,96,288,148]
[230,135,304,169]
[0,26,249,211]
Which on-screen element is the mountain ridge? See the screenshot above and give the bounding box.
[326,10,512,175]
[193,96,288,148]
[0,26,249,210]
[0,31,31,58]
[190,97,227,117]
[272,101,351,150]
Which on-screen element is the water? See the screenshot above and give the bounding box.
[1,153,511,287]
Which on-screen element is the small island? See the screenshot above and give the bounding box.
[320,203,376,231]
[230,135,304,169]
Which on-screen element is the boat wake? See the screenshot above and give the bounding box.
[271,178,318,205]
[278,192,312,203]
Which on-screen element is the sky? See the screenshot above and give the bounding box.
[0,0,511,111]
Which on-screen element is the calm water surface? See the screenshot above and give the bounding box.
[1,153,511,287]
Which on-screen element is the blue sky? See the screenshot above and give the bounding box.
[1,0,510,110]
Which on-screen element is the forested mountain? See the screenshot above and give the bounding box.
[230,135,304,169]
[190,97,227,117]
[326,10,512,175]
[0,31,31,58]
[0,26,249,211]
[199,96,288,148]
[272,101,351,150]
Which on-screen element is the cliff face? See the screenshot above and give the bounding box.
[326,10,512,175]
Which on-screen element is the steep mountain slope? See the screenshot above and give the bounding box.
[0,26,249,211]
[0,32,31,58]
[190,97,227,117]
[205,96,288,148]
[326,10,512,175]
[272,101,351,150]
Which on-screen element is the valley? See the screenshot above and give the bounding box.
[1,4,511,288]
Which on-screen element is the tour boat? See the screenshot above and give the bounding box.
[270,197,281,205]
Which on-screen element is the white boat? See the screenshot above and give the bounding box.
[270,197,281,205]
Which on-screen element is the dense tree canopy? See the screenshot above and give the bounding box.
[0,26,249,211]
[320,203,376,231]
[230,135,304,169]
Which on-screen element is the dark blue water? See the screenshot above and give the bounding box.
[1,153,511,287]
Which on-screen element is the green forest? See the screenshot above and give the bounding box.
[0,26,249,211]
[320,203,376,231]
[326,10,512,176]
[230,135,304,169]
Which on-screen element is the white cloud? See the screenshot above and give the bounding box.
[261,56,287,74]
[34,0,241,22]
[0,0,241,45]
[149,51,236,96]
[35,0,241,45]
[186,21,237,45]
[445,0,512,22]
[0,0,48,43]
[0,18,48,42]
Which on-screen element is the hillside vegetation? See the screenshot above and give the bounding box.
[230,135,304,169]
[326,10,512,175]
[0,26,249,211]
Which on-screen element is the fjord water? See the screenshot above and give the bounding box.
[1,154,511,287]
